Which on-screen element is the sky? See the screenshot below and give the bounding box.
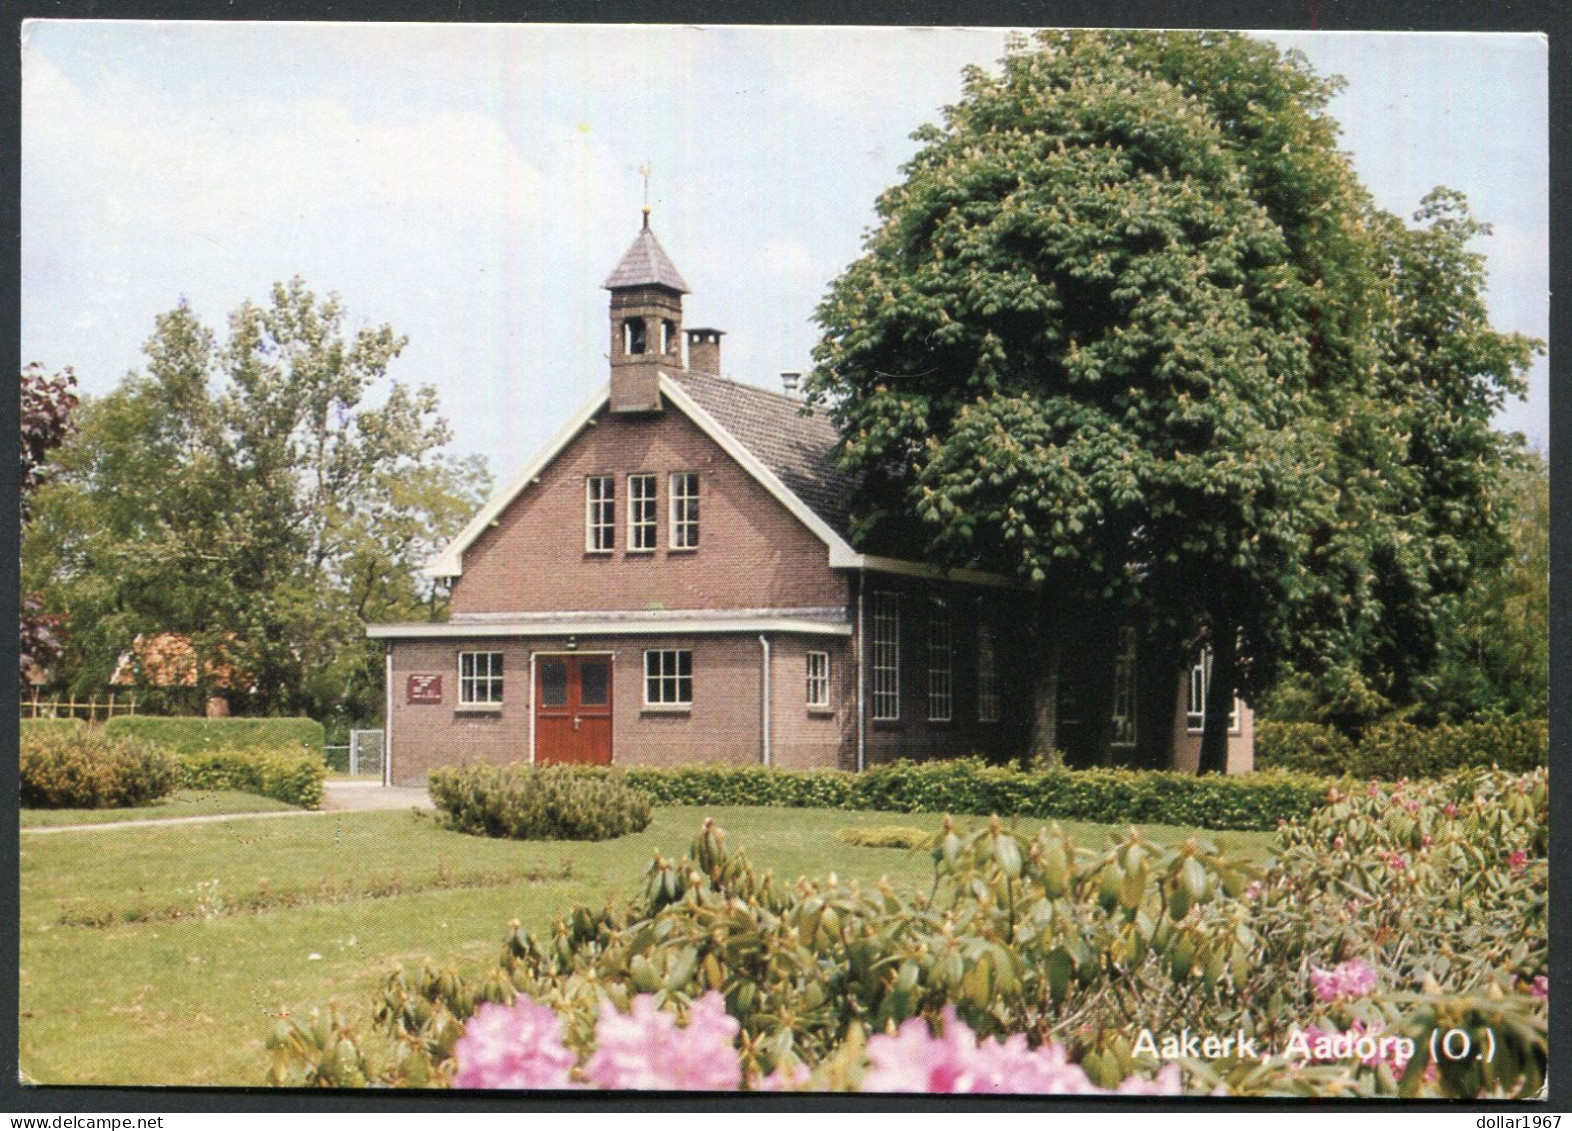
[21,24,1550,481]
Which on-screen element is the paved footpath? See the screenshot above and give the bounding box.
[20,781,433,835]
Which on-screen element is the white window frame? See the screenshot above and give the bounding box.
[871,591,900,721]
[458,651,504,707]
[805,650,830,710]
[1111,630,1137,747]
[643,649,692,707]
[628,473,657,552]
[977,623,1000,723]
[1186,649,1240,733]
[585,475,615,553]
[927,601,952,722]
[669,472,700,550]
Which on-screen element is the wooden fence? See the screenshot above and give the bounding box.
[19,690,138,722]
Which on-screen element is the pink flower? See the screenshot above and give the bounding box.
[860,1008,1171,1095]
[1244,881,1264,900]
[584,992,742,1091]
[1443,803,1458,818]
[755,1062,812,1091]
[1530,976,1548,1001]
[1508,851,1528,875]
[1115,1062,1183,1095]
[451,997,579,1090]
[1404,800,1421,813]
[1382,852,1408,871]
[1310,959,1379,1002]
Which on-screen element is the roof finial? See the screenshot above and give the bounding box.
[639,161,652,228]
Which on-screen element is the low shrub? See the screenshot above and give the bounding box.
[579,760,1329,832]
[834,825,931,849]
[269,766,1547,1097]
[20,730,179,809]
[104,715,325,757]
[429,763,652,841]
[179,746,326,810]
[1257,718,1546,779]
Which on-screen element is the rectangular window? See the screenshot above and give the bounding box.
[871,591,900,721]
[1111,630,1137,746]
[585,475,615,552]
[628,473,657,551]
[459,651,504,706]
[806,651,830,709]
[1186,649,1240,732]
[644,649,692,707]
[977,624,1000,723]
[927,601,952,722]
[669,472,700,549]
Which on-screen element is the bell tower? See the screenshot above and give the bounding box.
[603,206,689,414]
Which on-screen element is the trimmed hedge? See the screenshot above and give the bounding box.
[548,760,1331,831]
[103,715,325,757]
[21,730,179,809]
[1257,718,1547,779]
[20,717,87,737]
[178,746,326,809]
[429,763,652,841]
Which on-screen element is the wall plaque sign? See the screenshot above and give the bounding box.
[406,674,443,704]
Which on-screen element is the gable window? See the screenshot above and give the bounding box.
[669,472,700,549]
[806,650,830,709]
[1186,649,1240,733]
[644,649,692,707]
[1111,630,1137,746]
[585,475,615,552]
[622,317,647,355]
[871,591,900,721]
[977,624,1000,723]
[459,651,504,707]
[628,473,657,551]
[927,601,952,722]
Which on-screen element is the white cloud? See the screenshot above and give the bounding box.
[24,49,546,242]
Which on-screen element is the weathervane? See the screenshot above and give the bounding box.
[639,161,652,227]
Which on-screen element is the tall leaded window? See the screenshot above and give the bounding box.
[669,472,700,549]
[1111,630,1137,746]
[1186,648,1239,732]
[628,473,657,551]
[644,649,692,706]
[977,623,1000,723]
[871,591,900,721]
[805,651,830,709]
[459,651,504,706]
[927,601,952,722]
[585,475,615,552]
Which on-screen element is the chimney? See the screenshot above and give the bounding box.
[781,371,802,397]
[686,328,724,375]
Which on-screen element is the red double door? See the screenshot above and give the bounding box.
[535,655,613,765]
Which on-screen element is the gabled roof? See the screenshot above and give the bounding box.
[602,223,690,293]
[670,367,857,542]
[423,368,1021,590]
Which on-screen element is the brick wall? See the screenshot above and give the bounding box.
[451,407,846,615]
[387,632,850,786]
[1168,687,1255,774]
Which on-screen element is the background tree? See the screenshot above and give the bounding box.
[21,281,490,723]
[19,362,79,685]
[808,30,1537,769]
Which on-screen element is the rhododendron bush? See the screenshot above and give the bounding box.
[266,767,1546,1097]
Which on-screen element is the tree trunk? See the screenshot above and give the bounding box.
[1198,623,1237,775]
[1027,598,1062,766]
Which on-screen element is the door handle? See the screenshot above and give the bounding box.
[574,716,581,731]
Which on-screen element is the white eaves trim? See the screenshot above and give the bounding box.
[424,384,611,578]
[421,369,1026,591]
[367,616,853,639]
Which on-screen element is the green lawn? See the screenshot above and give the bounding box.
[20,789,299,828]
[18,804,1275,1087]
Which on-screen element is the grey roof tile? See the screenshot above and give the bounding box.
[671,368,858,541]
[602,225,691,293]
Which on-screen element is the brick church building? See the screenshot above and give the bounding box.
[368,214,1252,786]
